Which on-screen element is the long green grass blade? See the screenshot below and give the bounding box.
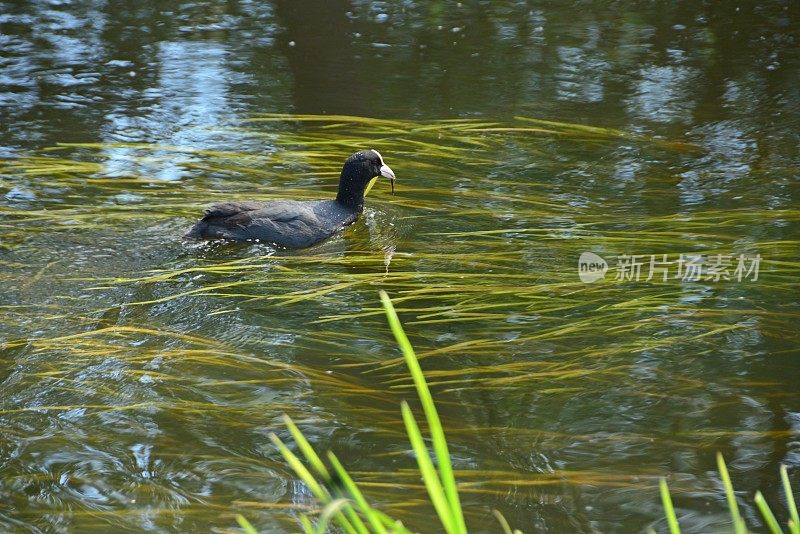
[336,498,368,533]
[717,453,747,534]
[380,290,467,533]
[300,514,315,534]
[363,176,378,196]
[283,414,331,481]
[659,478,681,534]
[236,514,259,534]
[327,452,390,534]
[493,509,514,534]
[269,433,359,534]
[316,499,351,534]
[755,491,782,534]
[400,401,456,533]
[269,433,329,501]
[782,464,800,534]
[278,418,370,534]
[374,511,409,532]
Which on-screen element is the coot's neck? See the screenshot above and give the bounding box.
[335,166,369,211]
[335,183,366,211]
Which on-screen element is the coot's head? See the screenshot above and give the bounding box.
[336,150,395,209]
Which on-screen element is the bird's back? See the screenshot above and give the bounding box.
[184,199,359,248]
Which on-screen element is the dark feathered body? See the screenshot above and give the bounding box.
[184,199,360,248]
[184,150,395,248]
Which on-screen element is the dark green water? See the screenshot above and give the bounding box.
[1,1,799,532]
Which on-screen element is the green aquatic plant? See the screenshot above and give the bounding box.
[242,292,798,534]
[381,289,467,534]
[657,454,799,534]
[264,291,484,534]
[255,291,527,533]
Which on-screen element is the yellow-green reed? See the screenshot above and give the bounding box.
[659,455,799,534]
[262,292,489,533]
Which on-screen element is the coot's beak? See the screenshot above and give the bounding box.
[380,164,395,180]
[380,164,395,194]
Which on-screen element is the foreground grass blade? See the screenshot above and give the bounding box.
[755,491,782,534]
[269,433,362,534]
[316,499,351,534]
[283,415,332,482]
[236,514,259,534]
[717,453,746,534]
[380,290,467,533]
[249,292,474,534]
[493,509,512,534]
[782,465,800,534]
[326,452,393,534]
[656,459,800,534]
[493,510,516,534]
[400,401,456,533]
[300,515,314,534]
[280,416,370,534]
[659,478,681,534]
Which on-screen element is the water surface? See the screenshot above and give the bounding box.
[1,1,799,532]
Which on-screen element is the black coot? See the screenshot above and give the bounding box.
[185,150,395,248]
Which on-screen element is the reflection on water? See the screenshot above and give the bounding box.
[1,0,799,532]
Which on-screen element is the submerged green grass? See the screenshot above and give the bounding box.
[1,113,799,531]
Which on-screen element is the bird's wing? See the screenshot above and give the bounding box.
[250,202,321,225]
[201,202,317,231]
[200,201,335,245]
[201,201,267,220]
